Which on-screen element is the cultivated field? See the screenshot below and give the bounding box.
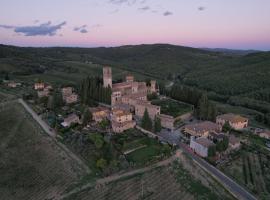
[219,145,270,199]
[0,102,88,200]
[64,166,195,200]
[64,157,234,200]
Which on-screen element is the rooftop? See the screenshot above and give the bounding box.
[185,121,221,134]
[217,113,248,123]
[195,137,214,148]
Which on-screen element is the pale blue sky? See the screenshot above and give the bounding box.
[0,0,269,50]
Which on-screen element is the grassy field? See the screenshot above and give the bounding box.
[0,102,88,200]
[151,99,193,117]
[219,145,270,199]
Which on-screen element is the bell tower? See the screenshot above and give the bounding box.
[103,66,112,88]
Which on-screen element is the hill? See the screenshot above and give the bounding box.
[1,44,270,127]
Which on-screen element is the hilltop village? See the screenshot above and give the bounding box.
[1,65,270,199]
[3,66,269,159]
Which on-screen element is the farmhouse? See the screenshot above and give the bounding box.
[190,137,215,157]
[258,129,270,139]
[62,87,78,104]
[111,109,136,133]
[184,121,221,138]
[61,113,80,127]
[34,82,45,90]
[64,94,78,104]
[90,106,110,122]
[7,82,21,88]
[216,113,248,130]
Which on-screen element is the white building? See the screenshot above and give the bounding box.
[190,137,215,157]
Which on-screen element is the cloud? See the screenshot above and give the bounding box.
[163,11,173,16]
[138,6,150,11]
[109,0,146,6]
[80,29,88,33]
[198,6,206,11]
[0,21,66,36]
[73,25,88,34]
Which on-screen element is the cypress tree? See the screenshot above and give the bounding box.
[141,108,152,131]
[154,116,162,133]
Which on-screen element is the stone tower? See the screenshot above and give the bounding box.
[150,80,156,93]
[103,67,112,88]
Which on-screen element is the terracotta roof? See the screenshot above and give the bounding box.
[195,137,214,148]
[185,121,221,134]
[64,113,79,123]
[89,106,110,113]
[217,113,248,123]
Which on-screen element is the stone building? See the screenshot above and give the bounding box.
[184,121,221,138]
[103,67,112,88]
[135,101,161,120]
[216,113,248,130]
[190,137,215,157]
[64,94,78,104]
[111,109,136,133]
[61,113,80,127]
[90,106,110,122]
[103,67,161,126]
[34,82,45,90]
[62,87,78,104]
[158,114,175,131]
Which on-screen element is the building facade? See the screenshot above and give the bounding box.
[111,109,136,133]
[184,121,222,138]
[216,113,248,130]
[103,67,112,88]
[190,137,215,157]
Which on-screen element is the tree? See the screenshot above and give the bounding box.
[4,72,9,80]
[89,133,104,149]
[82,108,92,126]
[96,158,107,170]
[222,121,231,132]
[141,108,152,131]
[154,116,162,133]
[216,137,229,152]
[147,92,158,101]
[208,145,216,157]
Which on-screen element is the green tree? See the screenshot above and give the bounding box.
[222,121,231,132]
[96,158,107,170]
[89,133,104,149]
[82,108,92,126]
[141,108,152,131]
[154,116,162,133]
[208,145,216,157]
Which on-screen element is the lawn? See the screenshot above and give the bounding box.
[112,129,172,166]
[152,98,193,118]
[0,103,88,200]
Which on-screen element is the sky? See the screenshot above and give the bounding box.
[0,0,270,50]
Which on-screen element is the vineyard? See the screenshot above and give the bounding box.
[0,103,88,200]
[219,145,270,199]
[64,166,195,200]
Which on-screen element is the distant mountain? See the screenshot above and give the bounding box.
[201,48,261,56]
